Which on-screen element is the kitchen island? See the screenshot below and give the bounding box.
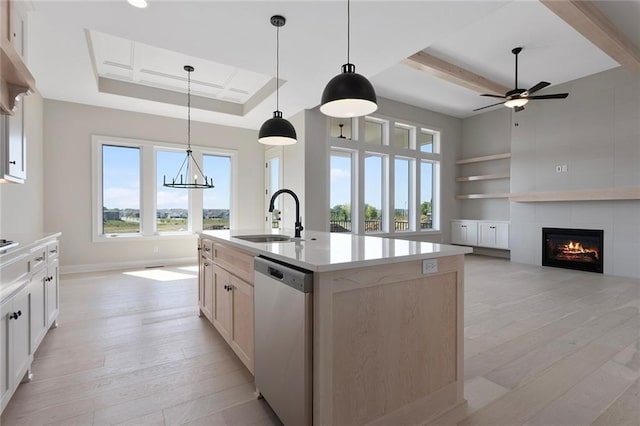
[199,229,471,425]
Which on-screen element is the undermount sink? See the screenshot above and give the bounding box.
[233,234,292,243]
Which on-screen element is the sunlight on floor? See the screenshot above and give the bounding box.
[123,269,195,282]
[178,265,199,273]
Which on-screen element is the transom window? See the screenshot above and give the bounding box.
[328,117,441,235]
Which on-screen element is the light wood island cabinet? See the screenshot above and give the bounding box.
[199,230,471,425]
[198,238,254,374]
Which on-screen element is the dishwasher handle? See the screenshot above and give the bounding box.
[268,267,284,280]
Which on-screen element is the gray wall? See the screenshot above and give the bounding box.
[43,100,263,272]
[459,108,511,221]
[510,67,639,278]
[0,93,44,236]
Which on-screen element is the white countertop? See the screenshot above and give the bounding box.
[200,229,471,272]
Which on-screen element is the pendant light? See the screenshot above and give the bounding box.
[320,0,377,118]
[163,65,215,189]
[258,15,297,146]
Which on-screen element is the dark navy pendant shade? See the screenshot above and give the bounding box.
[258,110,297,146]
[320,63,377,118]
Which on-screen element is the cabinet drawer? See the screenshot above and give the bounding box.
[28,247,47,273]
[213,243,254,285]
[46,241,59,262]
[201,239,214,260]
[0,255,29,286]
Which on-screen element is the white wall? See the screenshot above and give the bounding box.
[299,97,462,242]
[0,93,44,236]
[43,100,263,272]
[510,67,640,278]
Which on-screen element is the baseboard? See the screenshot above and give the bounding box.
[61,256,197,275]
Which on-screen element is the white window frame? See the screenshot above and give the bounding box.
[92,135,238,242]
[328,115,442,237]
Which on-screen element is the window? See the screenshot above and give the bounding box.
[330,150,353,233]
[364,154,384,233]
[102,145,140,235]
[156,150,189,233]
[203,154,231,230]
[93,136,236,240]
[328,116,441,236]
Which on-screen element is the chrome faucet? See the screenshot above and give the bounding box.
[269,189,303,238]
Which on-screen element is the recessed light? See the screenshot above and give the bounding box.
[127,0,148,8]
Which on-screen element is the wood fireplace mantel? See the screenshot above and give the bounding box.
[510,187,640,203]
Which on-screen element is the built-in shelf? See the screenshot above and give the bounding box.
[455,153,511,165]
[510,187,640,202]
[456,173,510,182]
[0,39,35,114]
[456,193,510,200]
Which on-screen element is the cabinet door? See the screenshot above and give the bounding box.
[452,221,477,246]
[0,299,12,410]
[200,258,214,322]
[6,98,26,182]
[46,258,59,327]
[478,223,496,247]
[29,270,48,351]
[212,265,231,342]
[10,287,30,386]
[230,275,254,374]
[450,222,465,245]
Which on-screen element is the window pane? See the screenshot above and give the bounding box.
[330,151,352,233]
[420,131,434,153]
[157,150,189,232]
[365,119,383,145]
[269,156,280,229]
[421,161,434,229]
[394,158,410,231]
[364,154,383,233]
[393,126,410,149]
[203,154,231,230]
[102,145,140,235]
[329,118,352,140]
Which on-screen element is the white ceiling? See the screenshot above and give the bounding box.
[27,1,638,129]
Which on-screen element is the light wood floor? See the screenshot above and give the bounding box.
[2,255,639,425]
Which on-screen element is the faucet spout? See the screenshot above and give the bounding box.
[269,189,304,238]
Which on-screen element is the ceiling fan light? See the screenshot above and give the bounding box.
[321,64,378,118]
[504,98,528,108]
[127,0,148,8]
[258,111,297,146]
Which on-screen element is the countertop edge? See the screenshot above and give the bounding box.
[199,231,472,272]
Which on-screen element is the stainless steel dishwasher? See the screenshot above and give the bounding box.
[254,255,313,426]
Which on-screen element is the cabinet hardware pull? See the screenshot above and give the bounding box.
[49,276,53,282]
[204,262,210,267]
[204,247,211,252]
[35,256,44,262]
[49,249,57,254]
[9,161,16,165]
[9,313,17,320]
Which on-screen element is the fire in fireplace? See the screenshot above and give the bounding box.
[542,228,603,273]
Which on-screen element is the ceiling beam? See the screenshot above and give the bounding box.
[540,0,640,72]
[401,51,510,95]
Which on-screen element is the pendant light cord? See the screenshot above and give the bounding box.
[187,69,191,150]
[347,0,350,64]
[276,23,280,112]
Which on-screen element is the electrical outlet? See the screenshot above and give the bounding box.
[555,165,562,173]
[422,259,438,274]
[561,164,568,172]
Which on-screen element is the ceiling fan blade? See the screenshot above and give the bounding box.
[480,94,506,99]
[525,81,551,96]
[528,93,569,100]
[514,106,525,112]
[473,101,504,112]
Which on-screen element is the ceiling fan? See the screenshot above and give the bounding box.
[474,47,569,113]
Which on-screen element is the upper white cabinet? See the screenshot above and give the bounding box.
[1,97,26,182]
[451,220,509,250]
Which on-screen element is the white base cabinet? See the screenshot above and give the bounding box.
[451,220,509,250]
[0,234,60,414]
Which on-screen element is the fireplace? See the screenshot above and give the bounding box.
[542,228,603,273]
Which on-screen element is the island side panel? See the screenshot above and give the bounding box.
[313,255,465,426]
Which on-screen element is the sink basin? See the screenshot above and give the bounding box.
[233,234,292,243]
